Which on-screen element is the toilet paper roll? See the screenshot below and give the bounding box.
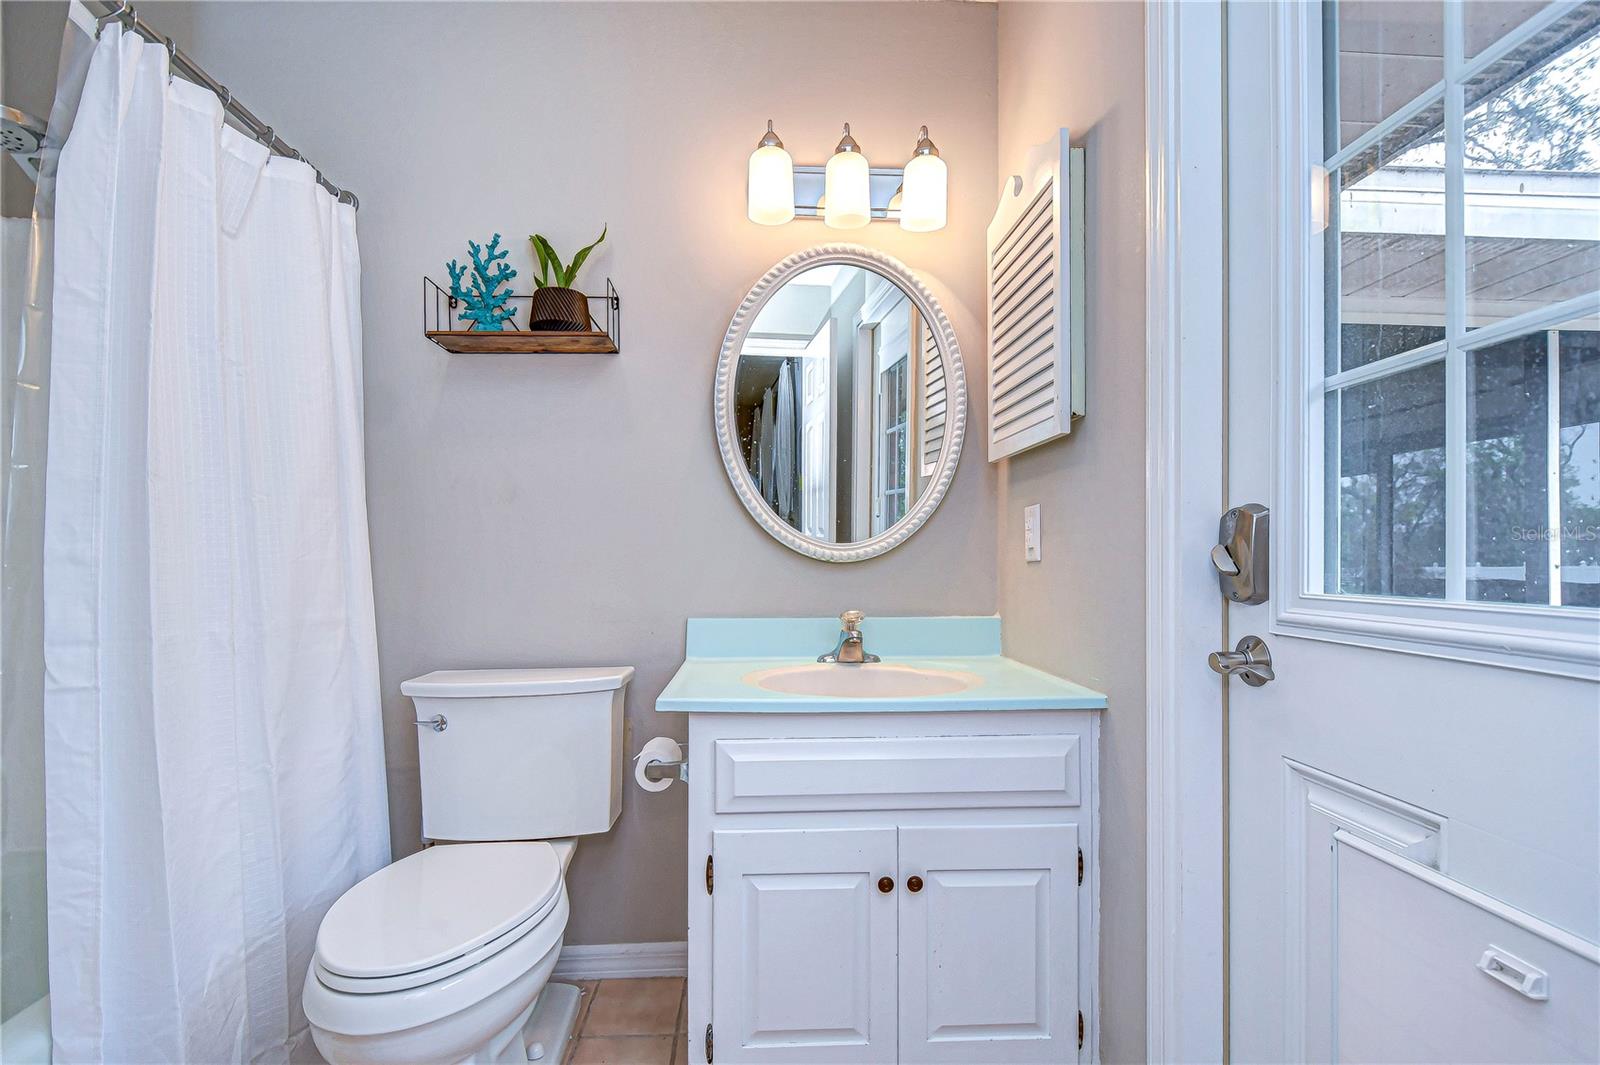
[634,736,684,793]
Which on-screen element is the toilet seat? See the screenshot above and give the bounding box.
[313,841,563,994]
[303,888,569,1042]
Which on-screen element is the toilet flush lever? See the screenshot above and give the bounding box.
[413,713,448,732]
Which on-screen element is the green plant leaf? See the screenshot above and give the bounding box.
[562,225,607,289]
[532,234,563,288]
[533,234,565,289]
[529,235,553,287]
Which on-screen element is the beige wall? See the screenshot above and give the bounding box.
[995,2,1148,1061]
[147,0,1001,947]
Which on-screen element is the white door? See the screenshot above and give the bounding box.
[897,824,1080,1064]
[711,827,898,1064]
[1225,3,1600,1063]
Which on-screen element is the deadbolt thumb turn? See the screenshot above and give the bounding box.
[1209,635,1275,686]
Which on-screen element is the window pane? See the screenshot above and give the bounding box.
[1329,361,1448,598]
[1331,123,1447,374]
[1463,19,1600,328]
[1339,323,1446,373]
[1464,327,1600,607]
[1560,329,1600,606]
[1326,0,1445,152]
[1466,332,1549,603]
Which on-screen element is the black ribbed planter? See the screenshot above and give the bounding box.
[528,287,590,331]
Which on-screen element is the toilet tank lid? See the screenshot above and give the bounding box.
[401,666,635,698]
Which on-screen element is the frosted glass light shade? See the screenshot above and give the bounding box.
[824,150,871,229]
[899,151,947,232]
[747,144,795,226]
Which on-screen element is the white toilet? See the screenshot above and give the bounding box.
[304,666,634,1065]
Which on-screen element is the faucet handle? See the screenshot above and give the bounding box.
[840,610,865,631]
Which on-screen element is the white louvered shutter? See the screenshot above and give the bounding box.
[920,320,945,478]
[986,129,1085,461]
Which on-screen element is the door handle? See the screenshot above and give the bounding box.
[1208,635,1275,686]
[1477,946,1549,1001]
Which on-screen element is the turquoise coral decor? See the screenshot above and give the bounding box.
[446,234,518,331]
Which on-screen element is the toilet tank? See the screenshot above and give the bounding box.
[401,667,633,842]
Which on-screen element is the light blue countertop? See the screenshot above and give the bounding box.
[655,616,1107,714]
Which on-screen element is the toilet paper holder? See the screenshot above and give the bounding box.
[641,756,686,783]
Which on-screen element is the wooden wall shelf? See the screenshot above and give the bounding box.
[425,330,618,355]
[423,276,621,354]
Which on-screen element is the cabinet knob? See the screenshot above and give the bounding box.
[907,875,923,893]
[877,876,894,893]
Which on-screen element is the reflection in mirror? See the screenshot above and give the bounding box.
[733,265,947,545]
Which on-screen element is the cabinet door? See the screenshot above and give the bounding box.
[712,827,898,1064]
[898,823,1080,1063]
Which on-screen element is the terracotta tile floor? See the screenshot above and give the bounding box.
[563,978,687,1065]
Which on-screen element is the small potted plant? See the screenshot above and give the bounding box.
[528,226,606,331]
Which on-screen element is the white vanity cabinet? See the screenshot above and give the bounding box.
[682,710,1100,1065]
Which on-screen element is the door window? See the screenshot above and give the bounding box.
[875,357,910,533]
[1320,1,1600,609]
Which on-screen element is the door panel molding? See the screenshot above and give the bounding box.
[1285,758,1446,867]
[1281,761,1450,1063]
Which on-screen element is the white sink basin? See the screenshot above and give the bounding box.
[745,663,981,699]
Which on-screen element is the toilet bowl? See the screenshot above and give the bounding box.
[305,840,574,1065]
[305,666,633,1065]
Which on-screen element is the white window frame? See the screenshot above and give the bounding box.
[1273,0,1600,679]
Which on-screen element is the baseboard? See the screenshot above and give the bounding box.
[553,941,688,980]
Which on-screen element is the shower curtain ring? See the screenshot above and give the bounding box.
[95,0,130,38]
[165,37,177,81]
[218,85,231,108]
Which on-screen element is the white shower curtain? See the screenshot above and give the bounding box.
[42,27,389,1064]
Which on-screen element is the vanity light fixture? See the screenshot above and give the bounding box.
[823,124,871,230]
[747,120,795,226]
[747,121,949,230]
[899,126,947,232]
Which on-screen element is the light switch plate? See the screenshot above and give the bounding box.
[1024,503,1042,562]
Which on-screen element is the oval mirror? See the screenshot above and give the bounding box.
[714,245,967,562]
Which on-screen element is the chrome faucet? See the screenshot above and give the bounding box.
[818,610,880,664]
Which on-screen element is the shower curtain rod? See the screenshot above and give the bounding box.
[85,0,359,209]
